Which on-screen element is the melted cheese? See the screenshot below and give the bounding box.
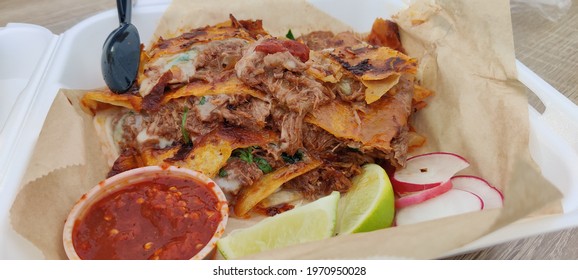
[93,109,125,166]
[136,129,174,149]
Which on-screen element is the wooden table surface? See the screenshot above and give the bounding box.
[1,0,577,259]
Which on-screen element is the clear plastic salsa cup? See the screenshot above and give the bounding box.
[62,165,228,260]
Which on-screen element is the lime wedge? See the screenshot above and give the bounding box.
[217,191,340,259]
[337,164,395,234]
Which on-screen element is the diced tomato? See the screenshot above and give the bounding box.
[255,39,310,62]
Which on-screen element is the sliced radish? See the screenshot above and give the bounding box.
[395,180,453,209]
[451,175,504,209]
[395,189,483,226]
[392,152,470,194]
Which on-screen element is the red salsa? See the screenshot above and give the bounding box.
[72,176,222,260]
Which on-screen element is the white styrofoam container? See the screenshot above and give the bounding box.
[0,0,577,259]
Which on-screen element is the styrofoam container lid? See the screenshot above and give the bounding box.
[0,24,56,133]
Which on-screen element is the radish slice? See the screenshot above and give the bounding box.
[392,152,470,194]
[395,189,483,226]
[451,175,504,209]
[395,180,453,209]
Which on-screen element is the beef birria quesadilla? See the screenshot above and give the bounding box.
[81,15,431,217]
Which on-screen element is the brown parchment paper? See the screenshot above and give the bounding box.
[10,0,563,260]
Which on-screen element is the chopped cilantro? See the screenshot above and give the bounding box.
[181,107,191,144]
[233,147,273,173]
[254,157,273,174]
[218,168,228,177]
[199,96,206,105]
[236,147,254,163]
[286,29,295,40]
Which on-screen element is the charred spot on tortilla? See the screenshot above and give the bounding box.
[107,147,144,178]
[142,71,173,111]
[164,143,194,162]
[330,56,372,76]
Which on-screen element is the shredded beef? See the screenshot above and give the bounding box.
[298,31,362,51]
[284,164,356,200]
[192,39,248,83]
[118,112,142,150]
[146,97,219,142]
[301,124,341,155]
[268,105,304,155]
[391,125,409,166]
[222,158,264,188]
[283,124,375,199]
[217,96,271,128]
[385,75,414,167]
[235,37,334,154]
[260,203,295,216]
[302,123,374,165]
